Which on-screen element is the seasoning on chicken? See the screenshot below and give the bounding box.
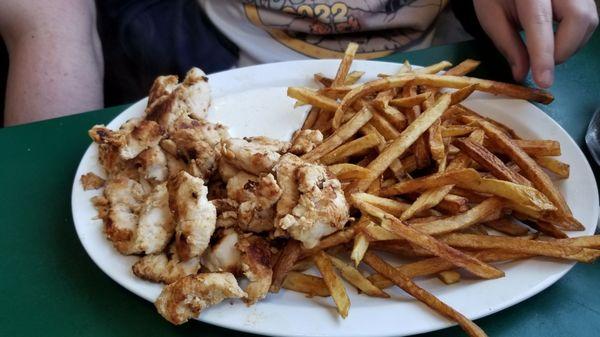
[237,234,273,304]
[132,244,200,284]
[135,146,168,184]
[119,119,165,160]
[203,228,241,274]
[145,68,211,129]
[220,136,289,175]
[80,172,105,190]
[168,171,216,261]
[169,116,229,180]
[155,273,246,325]
[101,176,147,243]
[226,171,282,233]
[289,129,323,155]
[276,158,350,248]
[211,198,239,228]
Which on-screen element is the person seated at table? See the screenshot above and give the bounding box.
[0,0,597,126]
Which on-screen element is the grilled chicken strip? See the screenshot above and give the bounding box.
[155,273,246,325]
[168,171,216,261]
[220,137,289,175]
[132,244,200,284]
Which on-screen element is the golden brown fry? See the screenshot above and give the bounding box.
[270,240,303,293]
[413,197,503,235]
[441,233,600,262]
[301,107,320,130]
[363,252,488,337]
[512,139,561,157]
[444,59,481,76]
[454,138,531,186]
[303,107,373,162]
[328,255,389,298]
[404,85,431,169]
[382,168,556,214]
[435,194,470,215]
[556,235,600,248]
[333,75,415,128]
[332,42,359,87]
[282,272,330,297]
[438,270,461,285]
[363,222,400,241]
[287,87,339,112]
[291,257,314,272]
[478,121,582,230]
[454,105,520,139]
[389,92,431,108]
[450,84,477,105]
[314,251,351,318]
[353,198,504,279]
[413,74,554,104]
[414,61,453,74]
[368,249,529,289]
[535,157,570,179]
[522,219,568,239]
[401,185,453,220]
[352,192,411,217]
[302,227,357,258]
[369,110,402,140]
[428,119,446,171]
[328,163,373,180]
[484,218,530,236]
[353,94,451,192]
[351,233,370,267]
[441,125,476,137]
[321,133,380,165]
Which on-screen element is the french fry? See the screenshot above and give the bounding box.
[414,60,453,74]
[454,105,520,139]
[428,118,446,171]
[282,272,330,297]
[450,84,477,105]
[522,219,568,239]
[441,125,476,137]
[333,75,415,128]
[303,107,373,162]
[301,106,320,130]
[435,194,470,215]
[321,133,380,165]
[369,110,402,139]
[441,233,600,262]
[287,87,338,112]
[535,157,570,179]
[401,185,454,220]
[328,163,373,180]
[351,192,411,217]
[352,198,504,279]
[382,168,557,214]
[478,120,582,230]
[453,138,531,186]
[450,186,490,203]
[413,197,504,235]
[512,140,561,157]
[404,85,431,169]
[314,251,351,318]
[484,218,530,236]
[351,233,370,267]
[271,240,303,293]
[316,70,365,87]
[389,92,431,108]
[302,227,357,258]
[368,249,529,289]
[332,42,359,87]
[444,59,481,76]
[291,257,314,272]
[328,255,389,298]
[438,270,461,285]
[353,94,451,192]
[413,74,554,104]
[363,252,488,337]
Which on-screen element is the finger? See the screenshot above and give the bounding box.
[553,1,599,63]
[516,0,555,88]
[473,1,529,82]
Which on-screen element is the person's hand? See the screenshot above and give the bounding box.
[473,0,598,88]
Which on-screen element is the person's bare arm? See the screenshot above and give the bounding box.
[0,0,103,126]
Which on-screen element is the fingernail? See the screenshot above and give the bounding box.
[538,70,554,88]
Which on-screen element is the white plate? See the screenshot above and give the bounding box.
[72,60,599,337]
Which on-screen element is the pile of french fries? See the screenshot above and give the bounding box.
[282,43,599,337]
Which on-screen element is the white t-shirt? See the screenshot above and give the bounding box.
[199,0,449,67]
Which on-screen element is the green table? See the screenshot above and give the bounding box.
[1,32,599,337]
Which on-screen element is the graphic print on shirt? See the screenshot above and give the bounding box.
[243,0,446,59]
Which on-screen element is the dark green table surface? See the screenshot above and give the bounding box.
[1,32,599,337]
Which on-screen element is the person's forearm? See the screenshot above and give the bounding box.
[1,0,103,126]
